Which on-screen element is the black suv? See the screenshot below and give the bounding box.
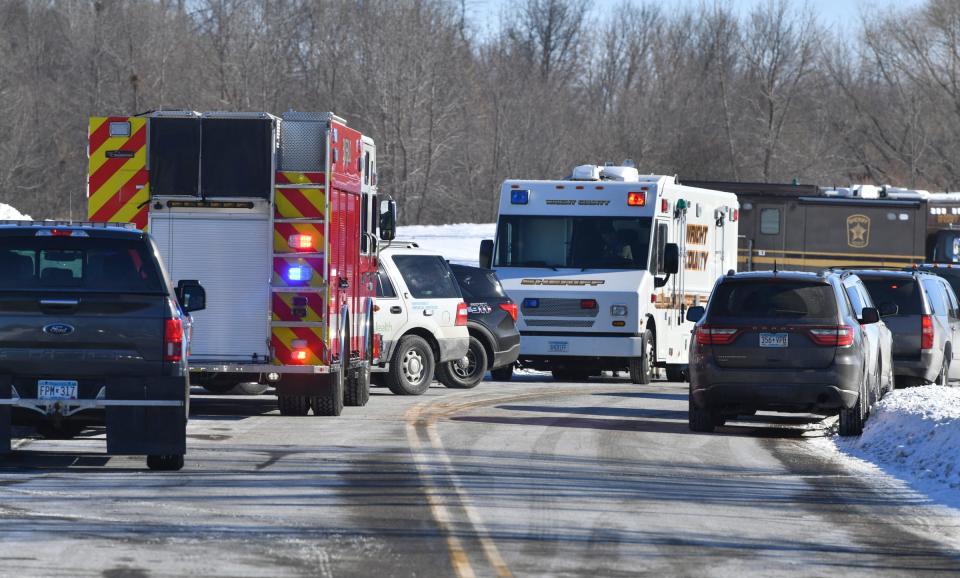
[0,222,205,470]
[437,264,520,387]
[686,270,883,436]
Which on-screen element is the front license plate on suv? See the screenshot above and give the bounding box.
[759,333,789,348]
[549,341,569,353]
[37,380,79,400]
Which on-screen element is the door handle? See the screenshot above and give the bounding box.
[423,310,433,317]
[390,306,402,314]
[39,299,79,307]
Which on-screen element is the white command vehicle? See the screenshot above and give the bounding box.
[480,164,739,383]
[373,242,470,395]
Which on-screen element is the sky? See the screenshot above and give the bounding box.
[469,0,927,35]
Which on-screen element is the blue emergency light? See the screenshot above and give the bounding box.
[511,189,530,205]
[287,265,312,282]
[523,298,540,308]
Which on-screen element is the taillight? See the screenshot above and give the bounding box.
[456,302,468,326]
[164,318,184,362]
[922,315,934,349]
[807,325,854,347]
[695,325,741,345]
[291,349,308,363]
[580,299,598,309]
[498,302,518,322]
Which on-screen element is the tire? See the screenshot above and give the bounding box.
[36,422,84,440]
[688,396,716,433]
[935,352,950,386]
[552,367,589,382]
[665,365,686,383]
[147,454,184,471]
[386,335,435,395]
[490,364,514,382]
[437,336,488,389]
[838,382,865,437]
[235,382,269,396]
[345,365,371,407]
[312,367,345,416]
[629,330,655,384]
[277,395,311,416]
[200,375,237,394]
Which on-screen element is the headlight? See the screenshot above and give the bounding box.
[610,304,628,316]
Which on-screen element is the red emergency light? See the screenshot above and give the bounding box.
[627,192,646,206]
[580,299,598,309]
[288,234,314,250]
[661,199,669,213]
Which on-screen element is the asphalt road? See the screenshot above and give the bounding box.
[0,376,958,577]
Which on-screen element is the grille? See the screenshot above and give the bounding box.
[524,319,595,328]
[521,298,599,318]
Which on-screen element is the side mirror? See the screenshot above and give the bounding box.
[686,306,705,323]
[176,280,206,313]
[860,307,880,325]
[379,199,397,242]
[479,239,494,269]
[663,243,680,275]
[878,302,899,317]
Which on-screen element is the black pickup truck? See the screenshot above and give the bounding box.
[0,222,205,470]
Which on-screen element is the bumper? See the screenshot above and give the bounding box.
[492,342,520,370]
[689,357,863,413]
[519,333,644,358]
[438,336,469,363]
[893,350,940,383]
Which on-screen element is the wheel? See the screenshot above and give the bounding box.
[490,364,514,382]
[200,374,238,394]
[235,382,269,395]
[551,367,589,382]
[935,352,950,386]
[386,335,435,395]
[277,395,311,416]
[665,364,686,383]
[36,422,84,440]
[345,365,371,407]
[437,336,488,389]
[312,367,345,416]
[838,381,865,437]
[629,330,655,384]
[688,396,716,433]
[147,454,184,471]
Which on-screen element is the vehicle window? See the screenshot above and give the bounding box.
[451,266,506,301]
[861,278,923,315]
[0,238,164,293]
[844,283,866,317]
[922,279,947,316]
[391,255,461,299]
[650,222,668,275]
[760,208,780,235]
[708,281,838,322]
[376,268,396,298]
[361,194,370,254]
[494,215,652,270]
[944,281,960,317]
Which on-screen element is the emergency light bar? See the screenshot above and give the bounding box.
[511,190,530,205]
[287,265,312,282]
[627,192,646,206]
[288,234,314,250]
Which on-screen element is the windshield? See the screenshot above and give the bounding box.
[861,278,923,315]
[391,255,462,299]
[494,215,652,270]
[451,265,507,301]
[708,281,838,323]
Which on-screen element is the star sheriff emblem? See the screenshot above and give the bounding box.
[847,214,871,249]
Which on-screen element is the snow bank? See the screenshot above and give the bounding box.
[831,386,960,504]
[395,223,495,266]
[0,203,30,220]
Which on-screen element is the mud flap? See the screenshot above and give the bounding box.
[274,373,335,396]
[105,377,186,456]
[0,375,10,454]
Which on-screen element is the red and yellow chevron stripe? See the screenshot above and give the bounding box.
[272,256,325,288]
[272,325,326,365]
[276,171,325,186]
[272,292,324,322]
[273,222,325,253]
[87,116,149,230]
[274,187,325,219]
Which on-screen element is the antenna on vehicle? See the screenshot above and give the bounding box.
[773,260,779,274]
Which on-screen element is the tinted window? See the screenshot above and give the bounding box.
[392,255,461,299]
[845,284,866,316]
[451,265,506,301]
[0,237,164,293]
[861,278,923,315]
[920,268,960,303]
[376,268,396,298]
[922,279,948,316]
[709,281,837,322]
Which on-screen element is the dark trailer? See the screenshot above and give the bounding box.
[681,180,926,272]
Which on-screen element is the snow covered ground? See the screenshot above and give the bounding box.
[818,386,960,509]
[0,203,30,220]
[395,223,495,266]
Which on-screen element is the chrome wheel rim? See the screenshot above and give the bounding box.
[452,349,478,379]
[402,348,425,384]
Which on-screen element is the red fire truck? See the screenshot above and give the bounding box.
[86,111,396,416]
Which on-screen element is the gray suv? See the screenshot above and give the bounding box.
[687,270,886,436]
[852,270,960,387]
[0,222,205,470]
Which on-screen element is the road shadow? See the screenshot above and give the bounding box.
[593,391,688,401]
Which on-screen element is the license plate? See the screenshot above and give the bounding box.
[549,341,569,353]
[37,380,78,400]
[759,333,788,348]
